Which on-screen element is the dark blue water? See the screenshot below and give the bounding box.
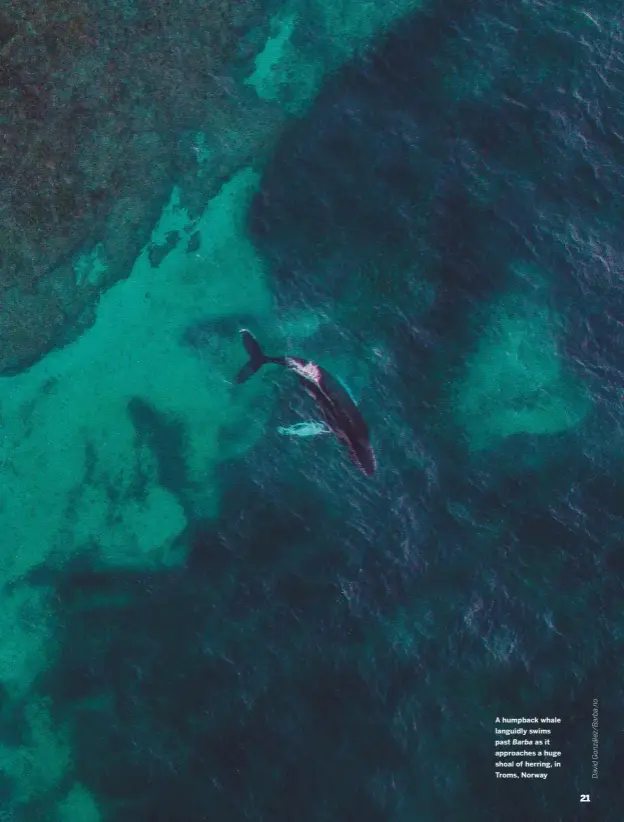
[36,0,624,820]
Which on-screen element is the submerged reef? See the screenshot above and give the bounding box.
[0,0,423,374]
[0,0,266,372]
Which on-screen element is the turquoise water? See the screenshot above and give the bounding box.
[1,0,622,819]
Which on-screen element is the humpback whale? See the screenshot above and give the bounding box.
[235,330,376,477]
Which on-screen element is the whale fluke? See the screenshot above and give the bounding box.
[235,329,269,383]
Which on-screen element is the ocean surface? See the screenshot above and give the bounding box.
[1,0,623,820]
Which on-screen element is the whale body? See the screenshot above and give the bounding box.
[235,329,376,477]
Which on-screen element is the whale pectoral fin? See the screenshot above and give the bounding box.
[277,421,332,437]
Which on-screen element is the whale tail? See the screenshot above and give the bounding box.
[235,329,287,383]
[235,330,267,383]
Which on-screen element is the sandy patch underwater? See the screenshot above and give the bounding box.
[0,167,278,817]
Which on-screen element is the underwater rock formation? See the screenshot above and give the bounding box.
[0,0,427,376]
[0,0,264,373]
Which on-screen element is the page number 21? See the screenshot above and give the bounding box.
[580,794,591,802]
